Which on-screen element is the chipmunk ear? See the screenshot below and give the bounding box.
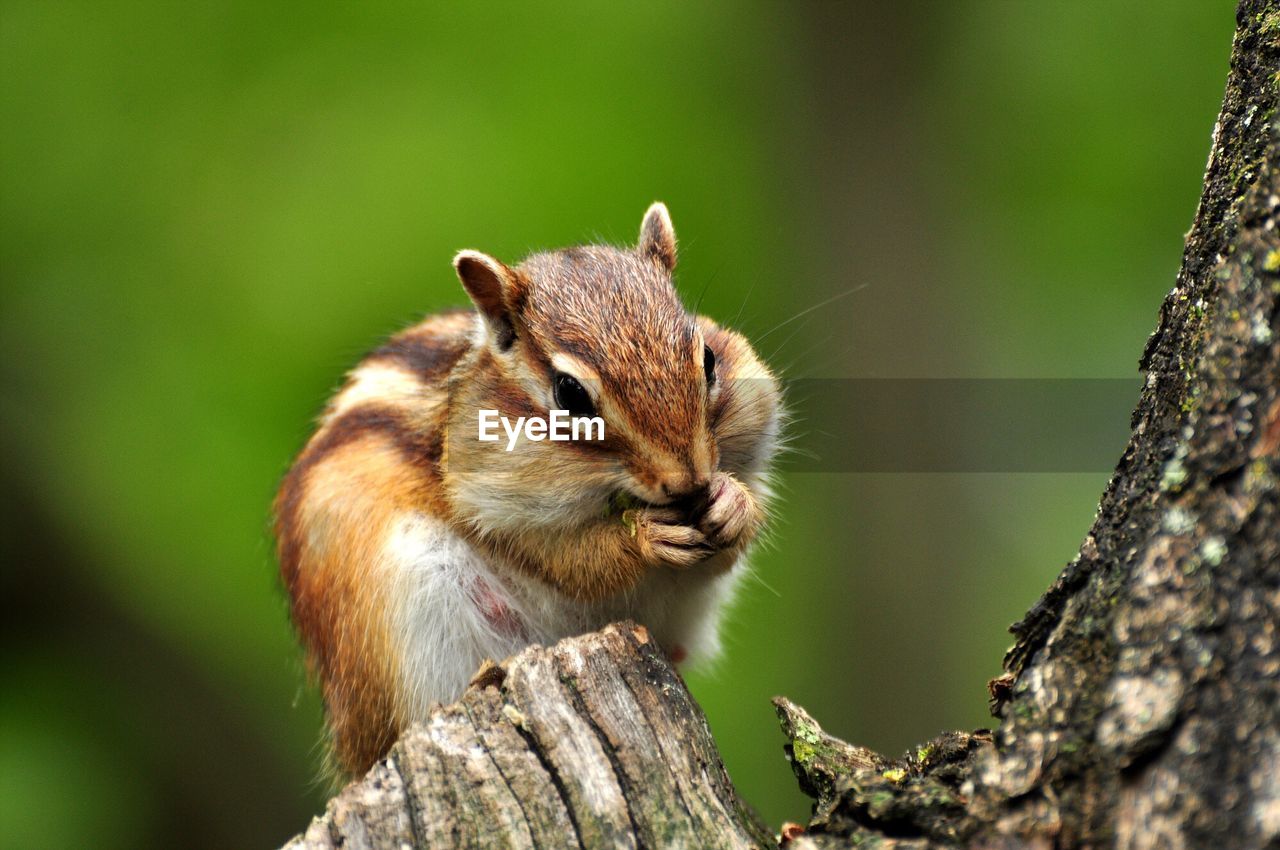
[638,201,677,271]
[454,250,520,350]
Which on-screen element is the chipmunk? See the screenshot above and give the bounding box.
[275,203,782,777]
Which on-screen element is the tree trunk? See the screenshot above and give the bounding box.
[283,3,1279,847]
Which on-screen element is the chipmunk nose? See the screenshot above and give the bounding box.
[659,471,710,505]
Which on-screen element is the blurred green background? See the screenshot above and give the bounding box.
[1,2,1235,846]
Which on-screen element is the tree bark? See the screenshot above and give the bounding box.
[283,3,1279,847]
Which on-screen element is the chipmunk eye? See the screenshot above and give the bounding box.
[553,373,596,418]
[703,345,717,386]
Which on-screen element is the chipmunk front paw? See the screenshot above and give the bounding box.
[632,507,714,569]
[698,472,759,551]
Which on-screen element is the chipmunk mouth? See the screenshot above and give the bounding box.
[621,465,713,511]
[607,485,712,522]
[670,486,712,518]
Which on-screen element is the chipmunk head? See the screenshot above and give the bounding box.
[447,203,733,529]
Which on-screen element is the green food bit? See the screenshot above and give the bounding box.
[621,509,639,538]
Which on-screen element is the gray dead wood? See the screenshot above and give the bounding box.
[283,622,774,850]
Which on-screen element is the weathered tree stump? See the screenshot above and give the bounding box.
[284,3,1279,847]
[284,622,774,849]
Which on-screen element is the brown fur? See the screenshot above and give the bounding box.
[275,313,466,774]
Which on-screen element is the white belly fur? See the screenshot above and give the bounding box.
[383,511,741,721]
